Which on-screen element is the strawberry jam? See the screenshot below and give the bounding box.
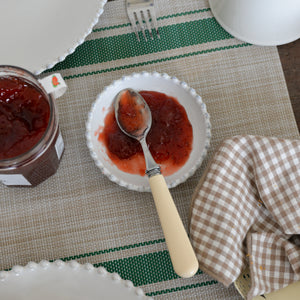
[98,91,193,176]
[0,66,64,187]
[0,76,50,160]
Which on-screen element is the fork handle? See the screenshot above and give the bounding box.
[149,174,199,278]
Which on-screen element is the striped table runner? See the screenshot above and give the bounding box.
[0,0,298,299]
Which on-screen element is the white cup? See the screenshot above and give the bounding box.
[209,0,300,46]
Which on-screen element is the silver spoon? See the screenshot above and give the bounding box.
[114,88,199,278]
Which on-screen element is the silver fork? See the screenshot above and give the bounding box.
[126,0,160,41]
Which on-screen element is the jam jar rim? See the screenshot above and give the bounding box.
[0,65,57,168]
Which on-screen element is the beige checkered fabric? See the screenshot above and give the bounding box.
[190,135,300,299]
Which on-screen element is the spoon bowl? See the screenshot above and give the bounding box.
[114,88,151,140]
[114,89,160,176]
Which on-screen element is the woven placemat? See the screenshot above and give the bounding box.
[0,0,298,299]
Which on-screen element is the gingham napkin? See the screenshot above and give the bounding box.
[190,135,300,299]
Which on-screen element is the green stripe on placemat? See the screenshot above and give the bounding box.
[96,250,178,286]
[94,250,202,286]
[94,250,217,297]
[46,17,233,72]
[48,239,203,287]
[62,42,251,80]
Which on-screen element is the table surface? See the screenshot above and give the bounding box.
[0,1,299,299]
[278,39,300,132]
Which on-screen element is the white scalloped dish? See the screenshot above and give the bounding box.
[0,0,107,74]
[0,260,151,300]
[86,72,211,192]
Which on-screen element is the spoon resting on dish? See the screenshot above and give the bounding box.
[114,88,199,278]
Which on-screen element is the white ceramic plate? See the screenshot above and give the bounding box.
[0,260,151,300]
[0,0,107,74]
[86,72,211,192]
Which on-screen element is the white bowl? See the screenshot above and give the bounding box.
[209,0,300,46]
[86,72,211,192]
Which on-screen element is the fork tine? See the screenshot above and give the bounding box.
[135,11,147,41]
[141,9,153,40]
[126,0,159,41]
[148,7,160,38]
[127,12,140,42]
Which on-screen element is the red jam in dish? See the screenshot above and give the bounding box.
[98,91,193,176]
[0,76,50,160]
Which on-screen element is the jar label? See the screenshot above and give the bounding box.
[55,132,64,160]
[38,73,67,99]
[0,174,31,186]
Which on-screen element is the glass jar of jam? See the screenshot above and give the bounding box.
[0,65,66,186]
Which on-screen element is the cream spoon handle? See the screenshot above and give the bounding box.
[149,173,199,278]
